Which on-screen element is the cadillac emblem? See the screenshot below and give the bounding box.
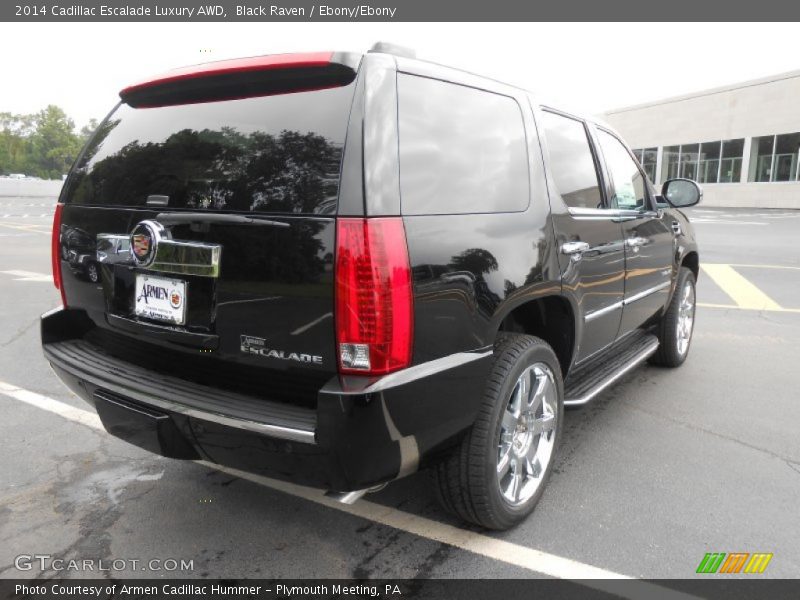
[129,220,166,267]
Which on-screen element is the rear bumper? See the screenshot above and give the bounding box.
[42,307,493,491]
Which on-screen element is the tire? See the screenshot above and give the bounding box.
[650,266,696,368]
[433,333,564,530]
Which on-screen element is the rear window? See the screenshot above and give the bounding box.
[397,74,530,215]
[64,82,357,215]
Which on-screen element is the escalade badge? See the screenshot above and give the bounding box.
[240,335,322,365]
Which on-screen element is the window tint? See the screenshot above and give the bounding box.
[596,130,648,211]
[63,83,356,214]
[398,74,529,215]
[540,111,603,209]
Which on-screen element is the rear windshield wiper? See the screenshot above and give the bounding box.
[155,212,290,228]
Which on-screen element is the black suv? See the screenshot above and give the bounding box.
[42,44,700,530]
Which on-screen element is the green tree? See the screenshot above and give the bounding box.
[27,105,82,178]
[79,118,99,142]
[0,112,36,174]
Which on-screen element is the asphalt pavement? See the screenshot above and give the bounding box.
[0,197,798,582]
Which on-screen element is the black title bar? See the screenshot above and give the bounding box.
[4,0,800,21]
[4,579,800,600]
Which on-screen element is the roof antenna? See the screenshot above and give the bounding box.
[368,42,416,59]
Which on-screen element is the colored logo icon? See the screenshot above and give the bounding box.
[696,552,773,574]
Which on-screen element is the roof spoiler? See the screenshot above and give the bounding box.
[368,42,416,59]
[119,51,362,108]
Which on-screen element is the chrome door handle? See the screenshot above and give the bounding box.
[625,236,648,249]
[671,221,682,235]
[561,241,590,256]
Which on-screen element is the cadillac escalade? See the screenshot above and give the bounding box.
[42,43,701,529]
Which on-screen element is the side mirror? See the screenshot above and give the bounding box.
[661,178,702,208]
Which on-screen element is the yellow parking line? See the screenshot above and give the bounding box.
[728,263,800,271]
[700,264,782,311]
[0,222,50,235]
[698,302,800,314]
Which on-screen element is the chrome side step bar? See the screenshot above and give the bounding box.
[564,332,659,407]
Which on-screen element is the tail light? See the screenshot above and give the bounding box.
[335,218,413,375]
[51,203,67,307]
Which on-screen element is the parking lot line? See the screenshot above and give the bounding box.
[0,378,699,598]
[700,264,782,311]
[0,380,106,430]
[689,220,768,226]
[1,270,52,282]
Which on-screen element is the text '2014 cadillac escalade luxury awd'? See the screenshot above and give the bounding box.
[42,43,701,529]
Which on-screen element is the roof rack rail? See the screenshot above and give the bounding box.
[368,42,416,59]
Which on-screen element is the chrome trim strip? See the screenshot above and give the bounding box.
[564,337,659,407]
[584,301,623,322]
[97,234,128,242]
[96,233,222,277]
[623,281,671,305]
[363,350,493,394]
[324,349,494,396]
[151,239,222,277]
[45,348,315,444]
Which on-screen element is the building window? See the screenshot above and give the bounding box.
[631,148,657,182]
[640,148,657,182]
[774,133,800,182]
[749,133,800,182]
[750,136,775,182]
[679,143,699,180]
[693,139,744,184]
[720,139,744,183]
[661,145,679,182]
[698,141,721,183]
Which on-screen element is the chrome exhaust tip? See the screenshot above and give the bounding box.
[325,483,387,505]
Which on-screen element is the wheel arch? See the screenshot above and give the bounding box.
[496,295,576,378]
[681,250,699,280]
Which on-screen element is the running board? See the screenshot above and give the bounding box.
[564,332,659,407]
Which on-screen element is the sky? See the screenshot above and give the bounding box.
[1,22,799,129]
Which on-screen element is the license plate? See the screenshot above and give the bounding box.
[134,274,187,325]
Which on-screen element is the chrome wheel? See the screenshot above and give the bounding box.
[676,279,695,356]
[87,263,99,283]
[497,363,558,506]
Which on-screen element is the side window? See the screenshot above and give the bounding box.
[397,74,529,215]
[540,110,604,209]
[596,130,648,211]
